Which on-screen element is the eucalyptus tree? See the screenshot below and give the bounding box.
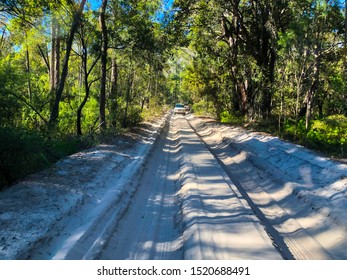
[104,0,167,128]
[98,0,108,130]
[0,13,10,57]
[0,0,51,126]
[49,0,87,126]
[275,0,344,130]
[172,0,292,119]
[75,9,101,135]
[173,0,347,125]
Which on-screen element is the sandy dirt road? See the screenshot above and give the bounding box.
[98,115,282,260]
[4,113,345,260]
[98,115,183,260]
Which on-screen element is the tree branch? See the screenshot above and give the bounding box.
[8,92,48,125]
[87,54,101,76]
[37,44,50,72]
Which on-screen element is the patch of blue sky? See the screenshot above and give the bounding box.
[87,0,102,10]
[154,0,175,24]
[86,0,175,24]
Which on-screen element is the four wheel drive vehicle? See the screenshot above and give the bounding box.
[174,103,186,114]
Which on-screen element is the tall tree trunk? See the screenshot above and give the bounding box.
[76,30,101,135]
[50,15,60,111]
[0,29,6,56]
[306,44,320,130]
[49,0,86,127]
[99,0,108,130]
[77,37,89,136]
[345,0,347,53]
[344,0,347,115]
[261,49,276,119]
[110,57,118,127]
[123,71,134,128]
[37,44,50,73]
[25,40,32,102]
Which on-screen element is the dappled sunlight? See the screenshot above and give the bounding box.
[8,113,344,260]
[52,229,86,260]
[188,116,347,259]
[176,116,282,259]
[197,128,214,137]
[280,218,304,234]
[315,227,347,249]
[184,211,281,260]
[286,147,299,154]
[299,166,314,187]
[229,151,248,164]
[268,183,293,201]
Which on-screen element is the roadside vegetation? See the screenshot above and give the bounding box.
[215,110,347,158]
[0,1,175,189]
[1,0,347,188]
[0,127,91,188]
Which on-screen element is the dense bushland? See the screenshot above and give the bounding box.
[284,115,347,157]
[0,127,92,189]
[172,0,347,158]
[1,0,347,188]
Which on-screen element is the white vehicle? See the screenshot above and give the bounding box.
[174,103,186,115]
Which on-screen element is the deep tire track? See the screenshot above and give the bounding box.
[98,116,183,260]
[185,117,295,260]
[186,116,343,260]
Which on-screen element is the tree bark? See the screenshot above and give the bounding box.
[49,0,86,127]
[306,44,320,130]
[37,44,50,73]
[110,57,118,127]
[344,0,347,115]
[25,40,32,102]
[221,2,278,119]
[99,0,108,130]
[50,15,60,112]
[76,35,88,135]
[123,71,134,128]
[0,29,6,56]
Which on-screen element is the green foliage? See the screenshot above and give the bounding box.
[283,119,307,141]
[220,111,244,125]
[307,115,347,151]
[191,100,216,117]
[0,0,175,189]
[0,127,93,190]
[283,115,347,157]
[170,0,347,159]
[0,58,25,126]
[141,96,170,122]
[0,128,46,188]
[124,106,143,127]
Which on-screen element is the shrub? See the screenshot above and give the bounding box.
[283,115,347,157]
[306,115,347,155]
[192,100,216,117]
[0,127,91,190]
[0,127,48,188]
[220,110,244,125]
